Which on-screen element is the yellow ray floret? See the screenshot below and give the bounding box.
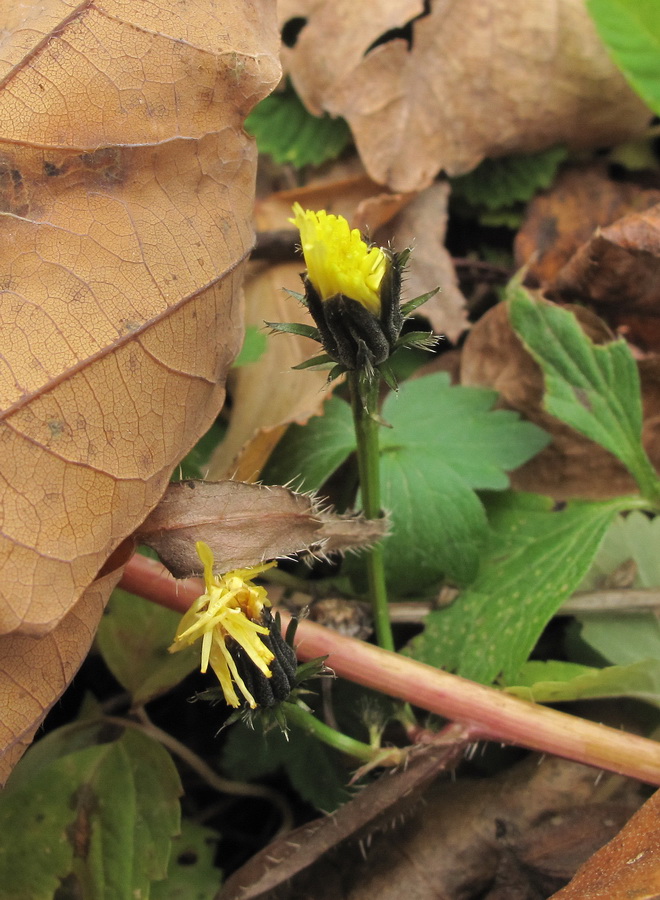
[169,541,276,708]
[291,202,387,314]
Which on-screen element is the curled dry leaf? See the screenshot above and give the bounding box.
[280,0,651,192]
[218,754,641,900]
[515,165,660,287]
[549,789,660,900]
[460,300,660,499]
[217,742,462,900]
[551,203,660,320]
[0,1,279,775]
[138,480,388,578]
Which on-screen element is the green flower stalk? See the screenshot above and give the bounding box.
[270,204,438,653]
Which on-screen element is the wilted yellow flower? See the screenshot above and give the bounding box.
[291,202,387,314]
[169,542,276,708]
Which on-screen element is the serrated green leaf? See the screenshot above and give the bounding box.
[407,493,628,683]
[508,287,660,499]
[506,657,660,707]
[587,0,660,113]
[222,719,350,812]
[151,820,222,900]
[450,147,567,210]
[378,448,488,588]
[376,374,550,592]
[97,588,198,704]
[262,396,355,492]
[0,729,181,900]
[245,87,351,168]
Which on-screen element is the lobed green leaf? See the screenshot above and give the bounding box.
[508,287,660,499]
[406,493,629,683]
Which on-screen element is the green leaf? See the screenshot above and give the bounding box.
[377,373,550,591]
[574,511,660,668]
[508,287,660,499]
[406,493,627,683]
[262,396,356,492]
[97,588,199,704]
[506,658,660,707]
[0,729,181,900]
[151,820,222,900]
[587,0,660,113]
[222,719,351,812]
[450,147,567,210]
[245,86,351,168]
[233,325,267,367]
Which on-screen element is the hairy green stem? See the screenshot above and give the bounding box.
[347,371,394,652]
[281,702,402,766]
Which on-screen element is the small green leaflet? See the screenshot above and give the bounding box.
[0,729,181,900]
[406,493,629,684]
[505,658,660,708]
[245,86,351,168]
[450,146,567,210]
[508,287,660,498]
[587,0,660,114]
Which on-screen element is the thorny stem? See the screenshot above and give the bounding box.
[347,371,394,653]
[280,702,403,767]
[120,554,660,785]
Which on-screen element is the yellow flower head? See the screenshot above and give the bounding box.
[169,542,276,708]
[291,202,387,314]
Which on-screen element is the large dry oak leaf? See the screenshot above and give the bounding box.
[280,0,651,191]
[0,0,279,776]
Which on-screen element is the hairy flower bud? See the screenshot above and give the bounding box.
[291,203,405,370]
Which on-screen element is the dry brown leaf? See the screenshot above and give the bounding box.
[378,181,469,343]
[0,0,279,774]
[217,743,462,900]
[280,0,651,192]
[460,300,660,499]
[219,754,641,900]
[515,165,660,286]
[205,259,328,481]
[549,789,660,900]
[552,203,660,317]
[137,480,387,577]
[0,560,124,786]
